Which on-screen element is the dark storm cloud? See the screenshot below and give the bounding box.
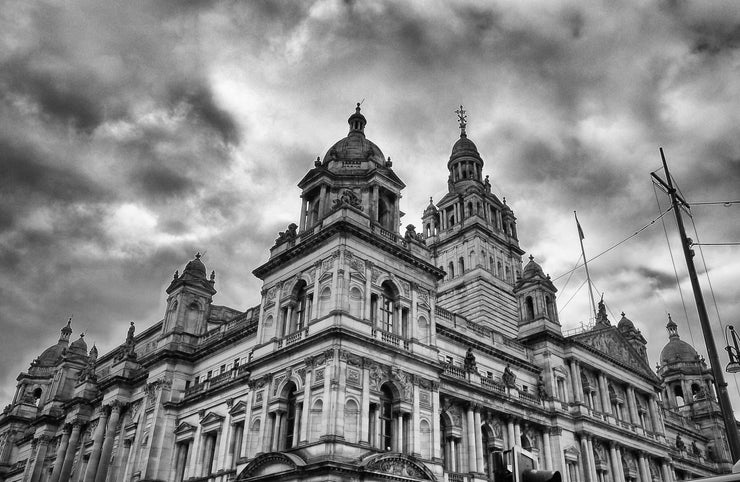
[636,266,677,291]
[168,82,240,145]
[0,138,104,205]
[130,165,197,200]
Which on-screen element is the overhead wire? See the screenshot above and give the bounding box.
[552,207,674,282]
[556,253,582,302]
[688,209,726,334]
[558,278,588,313]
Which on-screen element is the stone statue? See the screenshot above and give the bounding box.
[464,348,477,372]
[502,364,516,388]
[676,434,685,450]
[692,441,702,457]
[276,223,298,244]
[537,375,548,400]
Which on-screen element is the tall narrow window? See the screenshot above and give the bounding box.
[380,385,394,451]
[284,382,298,449]
[525,296,535,320]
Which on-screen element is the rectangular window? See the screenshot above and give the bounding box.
[207,370,212,379]
[185,381,191,390]
[220,365,226,374]
[234,358,240,368]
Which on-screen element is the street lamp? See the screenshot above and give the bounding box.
[725,325,740,374]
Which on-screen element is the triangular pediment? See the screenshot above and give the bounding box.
[200,411,225,427]
[229,400,247,416]
[174,422,196,436]
[571,327,659,382]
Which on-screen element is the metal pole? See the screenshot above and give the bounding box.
[575,211,597,320]
[658,147,740,461]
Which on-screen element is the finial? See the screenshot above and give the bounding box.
[529,254,534,262]
[67,317,72,326]
[621,312,625,317]
[195,252,201,259]
[385,156,392,167]
[455,105,467,137]
[356,102,361,113]
[79,333,84,338]
[173,270,178,280]
[210,270,215,281]
[314,156,321,167]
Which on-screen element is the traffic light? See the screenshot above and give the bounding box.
[493,446,561,482]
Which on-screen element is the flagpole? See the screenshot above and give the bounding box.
[575,211,598,321]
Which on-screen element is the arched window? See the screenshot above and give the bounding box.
[505,266,510,282]
[545,296,555,319]
[294,282,311,331]
[674,385,685,406]
[349,286,363,318]
[380,384,394,451]
[248,419,261,457]
[318,286,331,317]
[418,316,429,344]
[497,261,502,278]
[458,257,465,274]
[345,399,359,444]
[379,281,398,333]
[310,399,323,441]
[280,382,299,449]
[525,296,535,320]
[448,262,455,278]
[378,195,394,230]
[449,214,455,226]
[420,420,431,459]
[521,434,532,451]
[467,201,473,217]
[469,251,475,269]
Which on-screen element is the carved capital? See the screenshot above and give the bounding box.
[37,434,52,444]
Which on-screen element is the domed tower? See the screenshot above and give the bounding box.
[162,253,217,338]
[514,256,560,340]
[422,107,524,338]
[657,316,730,463]
[295,103,405,235]
[617,312,648,362]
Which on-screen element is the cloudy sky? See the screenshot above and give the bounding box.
[1,0,740,410]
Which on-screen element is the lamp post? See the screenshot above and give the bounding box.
[725,326,740,374]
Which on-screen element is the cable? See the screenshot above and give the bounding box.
[690,201,740,206]
[552,207,673,282]
[653,182,694,343]
[693,242,740,246]
[559,279,588,313]
[688,213,726,334]
[556,253,582,302]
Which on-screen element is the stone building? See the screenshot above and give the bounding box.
[0,105,732,482]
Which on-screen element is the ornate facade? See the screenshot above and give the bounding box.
[0,106,732,482]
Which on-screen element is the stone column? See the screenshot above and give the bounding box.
[84,409,109,482]
[215,412,231,472]
[300,363,313,443]
[616,446,626,482]
[580,436,592,482]
[466,406,476,472]
[648,396,663,435]
[240,390,254,458]
[474,408,484,473]
[661,460,672,482]
[610,442,622,482]
[638,453,650,482]
[599,373,611,415]
[58,422,82,482]
[312,262,321,320]
[95,403,122,482]
[49,425,71,482]
[260,402,272,454]
[299,195,307,231]
[450,438,457,472]
[543,430,552,470]
[272,411,283,451]
[507,419,516,448]
[412,381,420,456]
[626,387,639,426]
[335,356,347,439]
[431,383,441,460]
[364,262,373,322]
[586,436,598,482]
[570,360,583,403]
[29,435,51,482]
[191,422,204,476]
[357,365,370,446]
[118,439,133,482]
[321,361,332,437]
[514,422,522,447]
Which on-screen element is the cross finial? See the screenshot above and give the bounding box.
[455,105,467,137]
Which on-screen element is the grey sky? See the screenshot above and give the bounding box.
[1,0,739,409]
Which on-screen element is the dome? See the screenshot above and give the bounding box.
[617,312,635,331]
[423,197,438,217]
[37,344,64,367]
[660,338,699,365]
[183,253,207,279]
[451,135,480,158]
[69,334,88,355]
[321,104,386,170]
[660,316,699,364]
[522,255,545,279]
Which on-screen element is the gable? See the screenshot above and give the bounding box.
[571,327,659,382]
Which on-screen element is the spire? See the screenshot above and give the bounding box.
[455,105,467,138]
[666,313,679,339]
[60,317,73,342]
[347,102,366,135]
